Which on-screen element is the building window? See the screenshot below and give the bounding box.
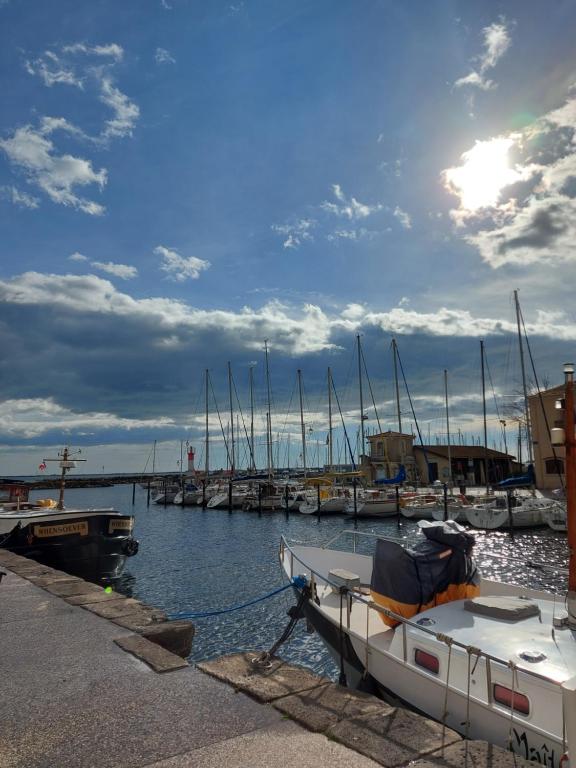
[545,458,564,475]
[375,442,383,457]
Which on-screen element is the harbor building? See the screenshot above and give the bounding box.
[365,431,517,486]
[528,385,566,490]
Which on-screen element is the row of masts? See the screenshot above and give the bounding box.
[197,291,533,481]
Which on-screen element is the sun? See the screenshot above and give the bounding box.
[444,137,525,211]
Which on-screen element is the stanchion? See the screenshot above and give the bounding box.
[132,482,136,505]
[507,490,514,537]
[443,483,448,522]
[396,485,400,528]
[317,484,321,521]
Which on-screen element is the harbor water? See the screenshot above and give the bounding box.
[30,484,569,679]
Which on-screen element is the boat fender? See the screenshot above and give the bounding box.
[122,538,139,557]
[292,574,307,589]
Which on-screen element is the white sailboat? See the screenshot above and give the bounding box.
[278,361,576,767]
[465,495,551,530]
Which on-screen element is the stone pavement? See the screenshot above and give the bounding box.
[0,552,538,768]
[0,563,377,768]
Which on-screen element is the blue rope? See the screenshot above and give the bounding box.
[170,575,307,620]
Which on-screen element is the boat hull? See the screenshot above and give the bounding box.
[1,510,138,581]
[283,541,567,767]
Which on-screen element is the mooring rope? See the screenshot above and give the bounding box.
[170,575,307,620]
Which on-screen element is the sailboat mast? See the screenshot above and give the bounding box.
[264,340,273,478]
[297,369,307,477]
[392,338,402,433]
[514,289,534,465]
[480,340,489,492]
[327,367,333,470]
[249,366,255,471]
[357,334,365,462]
[444,369,452,485]
[204,370,209,478]
[152,439,157,475]
[228,361,235,476]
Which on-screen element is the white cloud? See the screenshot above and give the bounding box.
[25,51,83,88]
[61,43,124,61]
[99,78,140,140]
[271,218,316,249]
[7,43,139,213]
[161,0,172,8]
[0,125,107,215]
[154,246,211,281]
[0,185,40,209]
[393,206,412,229]
[155,47,176,65]
[90,261,138,279]
[454,20,512,91]
[68,252,88,262]
[4,273,576,356]
[0,397,174,439]
[24,44,139,144]
[443,94,576,268]
[321,184,383,220]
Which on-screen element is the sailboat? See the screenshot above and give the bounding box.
[279,361,576,766]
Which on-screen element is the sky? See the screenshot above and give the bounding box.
[1,0,576,475]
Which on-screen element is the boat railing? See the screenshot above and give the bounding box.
[280,534,569,694]
[317,528,569,576]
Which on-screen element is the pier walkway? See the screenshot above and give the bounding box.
[0,552,535,768]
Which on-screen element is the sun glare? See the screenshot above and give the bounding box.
[444,137,524,210]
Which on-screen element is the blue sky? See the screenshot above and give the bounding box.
[1,0,576,475]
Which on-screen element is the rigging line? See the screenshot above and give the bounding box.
[395,344,429,460]
[520,306,565,490]
[484,352,502,421]
[331,372,357,470]
[277,375,297,469]
[484,349,507,455]
[231,373,256,470]
[360,343,382,432]
[208,372,232,467]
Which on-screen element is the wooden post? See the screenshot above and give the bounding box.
[132,482,136,505]
[443,483,448,522]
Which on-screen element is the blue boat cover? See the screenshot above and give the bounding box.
[374,465,406,485]
[497,464,535,488]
